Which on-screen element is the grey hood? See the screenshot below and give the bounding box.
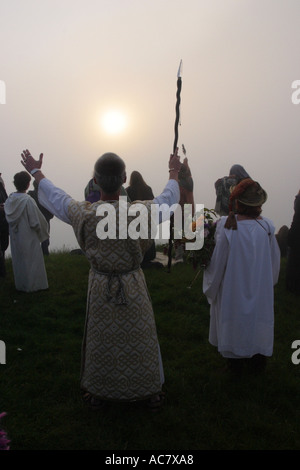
[4,192,31,224]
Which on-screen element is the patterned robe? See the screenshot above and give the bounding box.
[38,177,179,401]
[68,199,163,401]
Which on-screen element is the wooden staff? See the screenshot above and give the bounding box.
[167,60,183,272]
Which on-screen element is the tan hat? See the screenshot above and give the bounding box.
[230,178,267,209]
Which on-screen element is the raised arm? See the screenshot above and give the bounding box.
[167,147,181,183]
[21,149,45,182]
[20,149,72,224]
[153,148,181,223]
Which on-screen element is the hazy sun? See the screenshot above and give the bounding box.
[101,110,128,135]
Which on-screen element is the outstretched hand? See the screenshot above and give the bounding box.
[169,147,181,173]
[21,149,43,174]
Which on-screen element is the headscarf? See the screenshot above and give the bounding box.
[229,164,250,183]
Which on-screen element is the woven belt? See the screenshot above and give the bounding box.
[92,267,140,305]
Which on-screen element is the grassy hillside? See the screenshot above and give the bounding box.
[0,252,299,451]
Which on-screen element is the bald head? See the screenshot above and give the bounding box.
[94,153,126,194]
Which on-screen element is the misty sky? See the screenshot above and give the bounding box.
[1,0,300,251]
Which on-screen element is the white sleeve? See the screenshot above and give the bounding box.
[270,233,281,285]
[153,179,180,223]
[202,220,229,304]
[38,178,72,224]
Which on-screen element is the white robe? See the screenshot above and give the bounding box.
[4,192,49,292]
[203,216,281,358]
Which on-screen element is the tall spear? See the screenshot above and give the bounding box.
[167,60,183,272]
[173,60,183,154]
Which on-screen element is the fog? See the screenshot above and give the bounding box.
[1,0,300,252]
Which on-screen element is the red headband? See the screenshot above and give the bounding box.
[228,178,257,211]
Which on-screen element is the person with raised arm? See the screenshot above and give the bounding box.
[20,148,181,410]
[4,171,49,292]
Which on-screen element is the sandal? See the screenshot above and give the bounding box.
[81,391,105,410]
[147,392,165,411]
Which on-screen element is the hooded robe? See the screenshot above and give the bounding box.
[4,192,49,292]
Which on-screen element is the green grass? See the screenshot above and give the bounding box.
[0,252,299,450]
